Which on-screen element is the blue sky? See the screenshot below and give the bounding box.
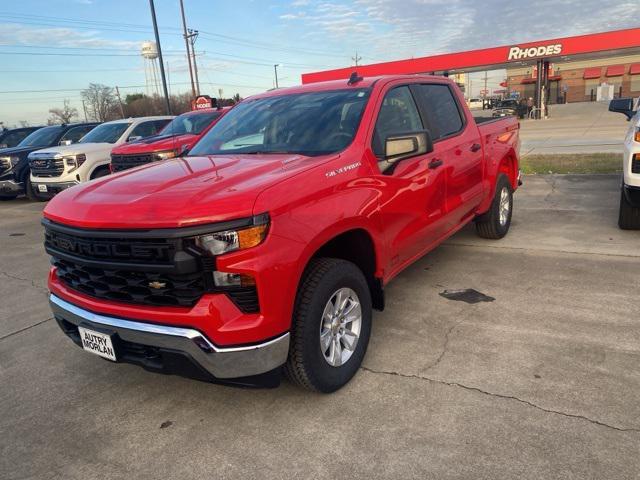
[1,0,639,126]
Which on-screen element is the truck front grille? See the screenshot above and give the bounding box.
[54,258,205,307]
[30,156,64,177]
[111,153,154,172]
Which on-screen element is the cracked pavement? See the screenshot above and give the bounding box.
[1,175,639,479]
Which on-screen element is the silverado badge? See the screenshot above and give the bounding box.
[148,281,167,289]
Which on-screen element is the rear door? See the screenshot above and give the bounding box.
[369,84,448,271]
[411,83,484,229]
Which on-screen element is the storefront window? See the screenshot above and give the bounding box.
[631,76,640,92]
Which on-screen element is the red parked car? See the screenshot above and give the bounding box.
[43,75,520,392]
[109,107,230,172]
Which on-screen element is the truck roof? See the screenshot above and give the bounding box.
[253,75,451,99]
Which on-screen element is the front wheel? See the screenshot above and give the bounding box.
[619,187,640,230]
[475,174,513,239]
[285,258,372,393]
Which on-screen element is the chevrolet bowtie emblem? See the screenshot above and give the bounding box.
[148,281,166,289]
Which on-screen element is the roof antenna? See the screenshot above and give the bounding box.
[348,71,363,85]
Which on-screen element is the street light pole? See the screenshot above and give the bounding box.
[148,0,172,115]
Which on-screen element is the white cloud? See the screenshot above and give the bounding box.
[0,23,138,50]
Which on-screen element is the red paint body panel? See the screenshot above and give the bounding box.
[44,76,520,346]
[302,28,640,84]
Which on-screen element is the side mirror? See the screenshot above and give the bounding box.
[609,98,636,121]
[385,130,433,163]
[59,139,73,146]
[127,135,142,143]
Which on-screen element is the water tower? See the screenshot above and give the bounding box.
[141,41,160,97]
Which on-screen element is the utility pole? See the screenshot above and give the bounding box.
[81,100,88,122]
[187,29,200,95]
[115,86,125,118]
[351,51,362,67]
[148,0,172,115]
[179,0,196,97]
[274,63,281,89]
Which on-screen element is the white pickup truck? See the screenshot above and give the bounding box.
[609,98,640,229]
[29,116,172,200]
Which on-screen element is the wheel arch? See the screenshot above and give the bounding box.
[302,227,384,311]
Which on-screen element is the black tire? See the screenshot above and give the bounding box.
[619,187,640,230]
[25,176,45,202]
[475,174,513,239]
[91,166,110,180]
[284,258,372,393]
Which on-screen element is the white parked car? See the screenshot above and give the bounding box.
[29,116,172,200]
[467,98,483,109]
[609,98,640,229]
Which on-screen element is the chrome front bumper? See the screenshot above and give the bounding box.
[50,294,290,379]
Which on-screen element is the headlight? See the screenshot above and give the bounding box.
[153,150,178,161]
[65,154,86,172]
[193,221,269,256]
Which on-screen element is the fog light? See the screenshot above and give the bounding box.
[212,271,255,288]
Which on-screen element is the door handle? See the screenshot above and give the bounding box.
[428,159,443,169]
[470,143,482,152]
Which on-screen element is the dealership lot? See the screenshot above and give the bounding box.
[1,174,639,479]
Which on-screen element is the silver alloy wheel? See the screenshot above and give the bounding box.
[499,186,510,226]
[319,287,362,367]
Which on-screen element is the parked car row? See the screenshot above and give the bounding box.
[0,107,229,201]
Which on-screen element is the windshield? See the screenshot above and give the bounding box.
[79,122,131,144]
[190,89,371,157]
[161,111,222,136]
[18,126,62,147]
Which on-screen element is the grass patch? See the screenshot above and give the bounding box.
[521,153,622,174]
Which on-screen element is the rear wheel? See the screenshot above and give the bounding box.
[475,174,513,239]
[284,258,372,393]
[619,187,640,230]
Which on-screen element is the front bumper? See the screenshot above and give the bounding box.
[32,180,77,198]
[0,179,23,196]
[50,294,290,381]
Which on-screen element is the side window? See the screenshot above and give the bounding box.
[413,84,464,140]
[129,121,158,139]
[60,125,94,144]
[372,86,423,158]
[153,119,171,133]
[1,130,28,147]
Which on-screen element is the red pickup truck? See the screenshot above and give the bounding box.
[43,75,520,392]
[109,107,229,172]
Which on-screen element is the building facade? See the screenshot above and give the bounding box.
[507,54,640,104]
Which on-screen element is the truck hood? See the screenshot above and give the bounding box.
[0,145,41,157]
[111,133,198,155]
[32,142,113,157]
[43,153,330,229]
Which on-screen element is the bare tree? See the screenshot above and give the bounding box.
[81,83,119,122]
[48,99,78,124]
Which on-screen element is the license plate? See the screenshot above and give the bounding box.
[37,184,48,193]
[78,326,116,361]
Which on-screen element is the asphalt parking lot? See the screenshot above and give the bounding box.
[1,174,639,479]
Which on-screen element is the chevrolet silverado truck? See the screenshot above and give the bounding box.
[43,75,520,392]
[110,107,230,172]
[0,123,99,200]
[30,116,172,200]
[608,98,640,229]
